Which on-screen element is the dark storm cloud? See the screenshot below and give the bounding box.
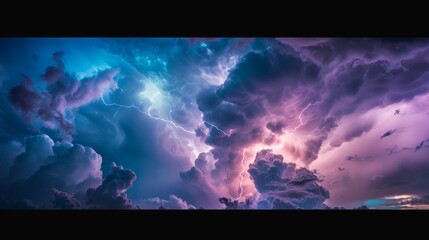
[4,134,54,183]
[196,87,222,112]
[319,48,429,121]
[42,51,65,83]
[7,52,118,139]
[0,134,103,207]
[248,149,329,209]
[216,40,320,106]
[178,167,220,208]
[204,101,246,130]
[24,143,103,197]
[266,120,286,134]
[86,162,137,209]
[0,132,146,210]
[0,140,24,179]
[0,92,39,142]
[195,152,211,173]
[219,197,256,209]
[8,75,42,114]
[270,199,301,209]
[300,38,429,64]
[0,195,40,209]
[194,39,326,196]
[51,188,82,209]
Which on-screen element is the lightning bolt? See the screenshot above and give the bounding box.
[101,92,234,138]
[236,148,247,201]
[100,93,195,134]
[280,101,322,142]
[146,92,196,134]
[204,121,233,136]
[293,101,322,132]
[190,102,232,137]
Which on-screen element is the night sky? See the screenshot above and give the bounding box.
[1,38,429,209]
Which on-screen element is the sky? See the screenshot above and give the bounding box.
[0,38,429,209]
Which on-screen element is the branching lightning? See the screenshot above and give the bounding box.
[146,92,195,134]
[101,92,234,138]
[191,102,232,137]
[279,101,322,143]
[236,148,247,201]
[100,93,195,134]
[229,101,324,201]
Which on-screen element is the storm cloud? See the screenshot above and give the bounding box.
[248,149,329,209]
[1,38,429,209]
[0,134,103,208]
[86,162,137,209]
[8,51,118,140]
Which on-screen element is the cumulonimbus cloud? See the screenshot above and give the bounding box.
[8,52,118,140]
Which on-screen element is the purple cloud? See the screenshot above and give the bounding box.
[266,120,287,134]
[248,149,329,209]
[86,162,137,209]
[51,188,82,209]
[178,166,221,209]
[8,76,42,116]
[8,52,119,139]
[4,134,54,183]
[0,134,103,207]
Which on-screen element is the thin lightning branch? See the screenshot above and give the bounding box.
[191,102,232,137]
[236,148,247,201]
[147,92,160,114]
[293,101,322,132]
[204,121,232,136]
[146,92,195,134]
[100,94,195,134]
[113,107,121,119]
[281,101,323,142]
[101,95,144,112]
[169,103,186,121]
[102,93,232,137]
